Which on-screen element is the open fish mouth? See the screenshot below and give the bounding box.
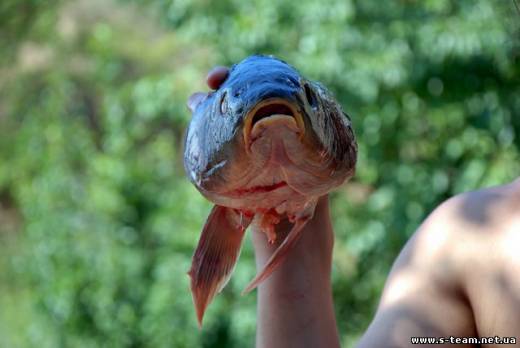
[243,98,305,150]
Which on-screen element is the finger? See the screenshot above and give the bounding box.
[187,92,207,113]
[206,66,229,90]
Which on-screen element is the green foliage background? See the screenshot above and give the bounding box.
[0,0,518,347]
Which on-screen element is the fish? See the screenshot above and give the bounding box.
[183,55,357,325]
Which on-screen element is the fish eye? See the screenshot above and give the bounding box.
[220,91,228,115]
[304,83,317,109]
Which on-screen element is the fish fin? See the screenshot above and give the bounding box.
[188,205,252,326]
[242,214,312,294]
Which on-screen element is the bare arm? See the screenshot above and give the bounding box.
[252,196,340,348]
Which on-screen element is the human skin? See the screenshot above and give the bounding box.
[251,196,340,348]
[357,178,520,348]
[188,67,520,348]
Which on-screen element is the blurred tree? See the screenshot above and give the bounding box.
[0,0,518,347]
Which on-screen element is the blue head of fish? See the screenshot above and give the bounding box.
[184,55,357,204]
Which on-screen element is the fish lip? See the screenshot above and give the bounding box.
[243,98,305,153]
[250,115,301,141]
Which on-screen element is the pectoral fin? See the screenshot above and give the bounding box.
[188,205,252,326]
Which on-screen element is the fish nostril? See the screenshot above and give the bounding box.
[233,88,243,98]
[287,76,299,87]
[304,83,317,109]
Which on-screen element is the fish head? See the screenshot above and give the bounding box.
[184,55,357,211]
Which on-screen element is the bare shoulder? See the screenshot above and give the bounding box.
[357,178,520,347]
[439,177,520,235]
[432,178,520,339]
[412,177,520,268]
[389,177,520,284]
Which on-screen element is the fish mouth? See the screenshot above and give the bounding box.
[243,98,305,151]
